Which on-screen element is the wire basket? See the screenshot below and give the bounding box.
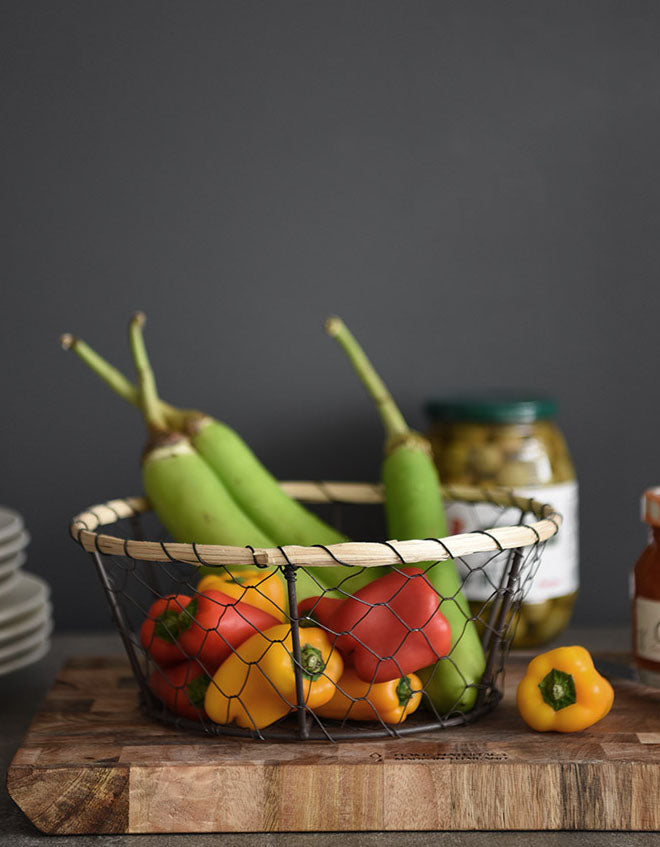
[70,482,560,742]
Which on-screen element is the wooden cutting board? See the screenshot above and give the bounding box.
[6,653,660,834]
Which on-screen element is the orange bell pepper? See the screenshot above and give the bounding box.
[197,568,286,621]
[204,623,343,730]
[517,645,614,732]
[315,668,422,724]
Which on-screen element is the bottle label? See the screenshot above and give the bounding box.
[636,597,660,663]
[444,481,579,603]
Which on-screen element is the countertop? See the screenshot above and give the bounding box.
[2,628,659,847]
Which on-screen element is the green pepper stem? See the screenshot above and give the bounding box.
[538,668,577,711]
[325,316,409,442]
[153,609,182,643]
[186,674,211,708]
[177,597,198,632]
[396,675,413,707]
[300,644,326,680]
[154,597,197,643]
[61,333,186,430]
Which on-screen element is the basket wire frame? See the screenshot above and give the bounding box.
[83,491,551,742]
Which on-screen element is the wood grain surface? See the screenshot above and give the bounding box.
[6,654,660,834]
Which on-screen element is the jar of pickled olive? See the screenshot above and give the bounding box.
[632,488,660,686]
[425,395,579,648]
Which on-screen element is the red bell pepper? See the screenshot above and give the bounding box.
[148,659,212,721]
[178,589,280,666]
[140,594,195,666]
[329,567,452,683]
[297,595,343,629]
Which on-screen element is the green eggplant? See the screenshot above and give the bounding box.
[61,333,345,545]
[326,316,486,713]
[128,313,274,549]
[184,412,348,548]
[62,328,371,597]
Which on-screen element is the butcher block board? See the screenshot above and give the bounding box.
[7,653,660,834]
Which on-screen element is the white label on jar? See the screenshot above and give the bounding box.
[443,481,579,603]
[636,597,660,663]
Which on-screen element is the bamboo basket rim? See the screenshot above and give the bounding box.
[70,482,561,569]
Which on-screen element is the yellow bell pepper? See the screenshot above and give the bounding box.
[517,645,614,732]
[197,568,286,622]
[204,623,343,729]
[315,668,422,724]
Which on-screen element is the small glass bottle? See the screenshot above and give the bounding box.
[633,488,660,686]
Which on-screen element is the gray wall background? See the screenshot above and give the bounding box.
[2,1,658,630]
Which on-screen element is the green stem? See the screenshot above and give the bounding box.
[325,316,409,442]
[538,668,576,711]
[186,674,210,708]
[300,644,325,680]
[153,597,198,642]
[396,675,413,707]
[129,312,167,431]
[60,334,185,428]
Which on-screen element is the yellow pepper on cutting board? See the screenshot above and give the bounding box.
[315,668,423,724]
[204,623,343,730]
[197,568,286,622]
[516,646,614,732]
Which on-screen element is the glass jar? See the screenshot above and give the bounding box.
[632,489,660,686]
[425,395,579,648]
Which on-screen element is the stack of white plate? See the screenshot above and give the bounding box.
[0,506,52,675]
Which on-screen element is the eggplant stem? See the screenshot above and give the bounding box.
[325,316,408,441]
[129,312,168,431]
[61,333,185,429]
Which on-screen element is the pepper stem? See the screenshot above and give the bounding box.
[325,316,409,442]
[300,644,326,680]
[154,597,197,643]
[153,609,181,643]
[186,674,211,708]
[396,675,413,707]
[538,668,577,711]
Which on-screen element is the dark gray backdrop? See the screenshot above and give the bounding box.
[2,1,658,630]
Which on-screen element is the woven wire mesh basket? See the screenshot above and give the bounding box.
[70,482,561,742]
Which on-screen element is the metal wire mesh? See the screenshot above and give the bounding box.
[87,494,547,742]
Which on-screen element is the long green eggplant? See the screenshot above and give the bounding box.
[128,313,275,550]
[61,333,346,547]
[325,316,486,713]
[62,328,372,596]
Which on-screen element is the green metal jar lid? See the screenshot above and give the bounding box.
[425,394,557,424]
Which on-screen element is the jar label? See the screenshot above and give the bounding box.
[636,597,660,663]
[444,481,579,603]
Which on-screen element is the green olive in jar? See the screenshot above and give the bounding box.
[426,395,579,649]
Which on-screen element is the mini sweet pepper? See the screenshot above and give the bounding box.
[315,668,422,724]
[329,567,452,683]
[179,589,279,666]
[148,660,211,721]
[140,594,194,666]
[197,568,286,622]
[204,623,343,729]
[517,645,614,732]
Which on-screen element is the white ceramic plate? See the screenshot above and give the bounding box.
[0,570,21,599]
[0,571,50,626]
[0,638,50,677]
[0,600,51,646]
[0,529,30,562]
[0,506,24,546]
[0,551,26,581]
[0,617,53,663]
